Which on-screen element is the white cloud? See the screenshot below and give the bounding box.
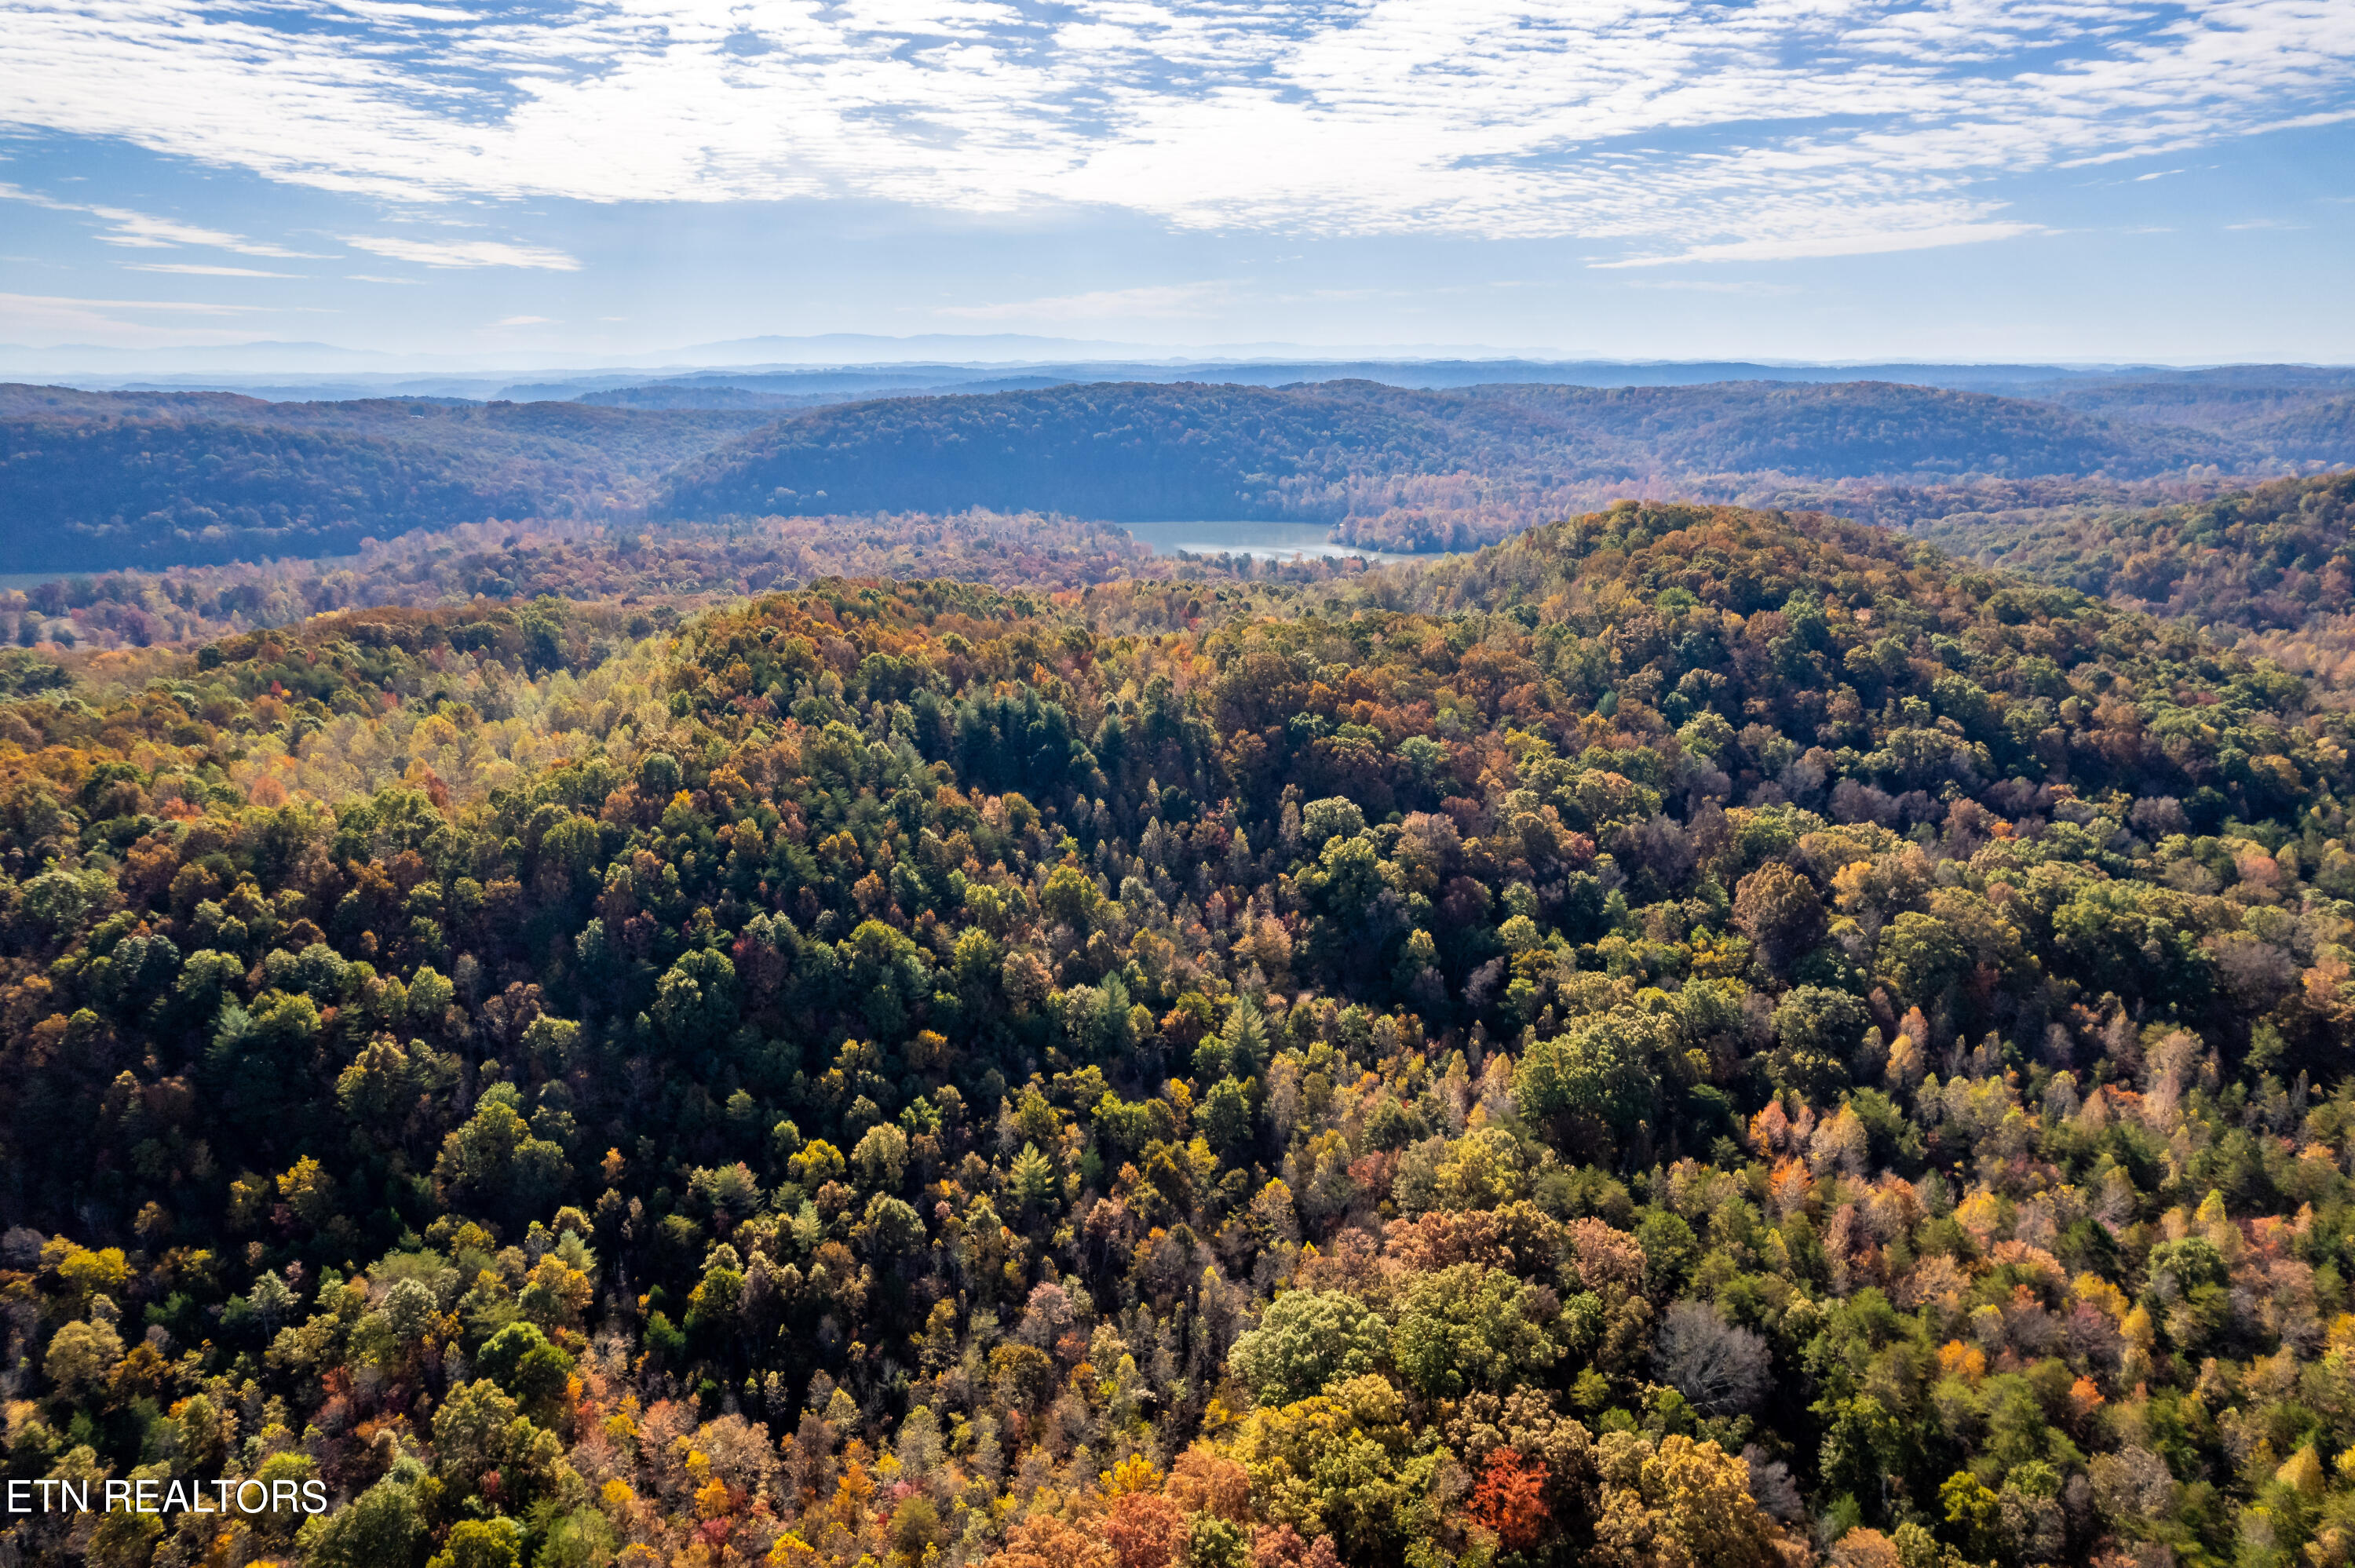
[492,314,554,326]
[124,261,296,276]
[0,0,2348,264]
[1594,221,2046,268]
[0,290,272,347]
[341,235,582,270]
[89,210,310,253]
[0,183,321,256]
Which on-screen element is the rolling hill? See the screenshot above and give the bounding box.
[1910,467,2355,629]
[657,377,2254,545]
[0,389,774,569]
[2,374,2342,571]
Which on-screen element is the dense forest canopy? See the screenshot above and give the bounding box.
[1912,471,2355,632]
[5,463,2346,662]
[2027,385,2350,437]
[7,495,2355,1568]
[9,374,2350,571]
[0,513,1294,657]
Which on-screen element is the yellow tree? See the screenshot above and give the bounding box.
[1592,1434,1780,1568]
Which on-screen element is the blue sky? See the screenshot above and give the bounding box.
[2,0,2352,367]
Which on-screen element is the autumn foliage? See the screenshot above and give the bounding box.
[2,494,2355,1568]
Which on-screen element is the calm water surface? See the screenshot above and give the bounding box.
[1120,520,1424,564]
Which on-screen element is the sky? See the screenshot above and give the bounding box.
[2,0,2353,369]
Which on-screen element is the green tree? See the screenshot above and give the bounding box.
[430,1380,563,1509]
[1196,1075,1254,1155]
[1232,1374,1439,1559]
[1769,986,1868,1100]
[433,1085,570,1222]
[1301,797,1367,846]
[1229,1290,1391,1406]
[1009,1143,1059,1211]
[1513,1008,1670,1132]
[535,1508,619,1568]
[475,1322,573,1420]
[652,948,739,1052]
[852,1121,910,1189]
[1876,912,1966,1010]
[2050,883,2212,1008]
[860,1192,928,1259]
[1389,1264,1561,1398]
[1218,995,1269,1079]
[426,1517,523,1568]
[307,1479,429,1568]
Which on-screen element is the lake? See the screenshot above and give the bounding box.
[1119,520,1423,564]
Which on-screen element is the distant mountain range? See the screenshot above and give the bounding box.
[14,341,2355,403]
[3,371,2352,571]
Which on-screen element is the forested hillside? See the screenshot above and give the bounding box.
[0,393,772,571]
[1464,382,2227,479]
[1904,469,2355,711]
[1911,470,2355,630]
[658,380,2252,552]
[2020,371,2355,444]
[2240,398,2355,465]
[10,376,2337,572]
[6,500,2355,1568]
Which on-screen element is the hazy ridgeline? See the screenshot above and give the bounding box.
[7,373,2351,571]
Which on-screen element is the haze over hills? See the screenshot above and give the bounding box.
[14,340,2355,406]
[38,331,2201,381]
[0,387,777,569]
[8,372,2353,571]
[0,332,1189,378]
[652,379,2168,530]
[0,336,1577,390]
[658,377,2346,551]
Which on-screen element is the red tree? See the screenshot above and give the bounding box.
[1469,1446,1552,1550]
[1105,1491,1188,1568]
